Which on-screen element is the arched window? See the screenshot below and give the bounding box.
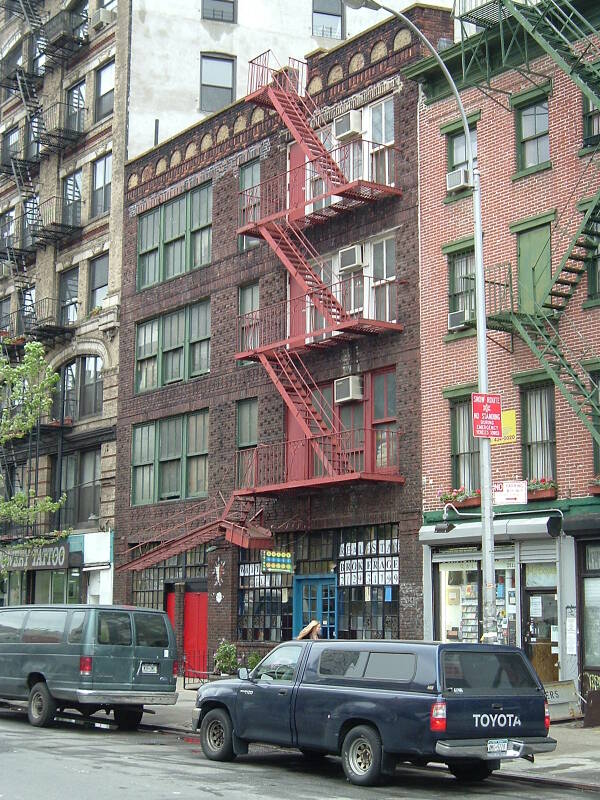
[54,355,103,421]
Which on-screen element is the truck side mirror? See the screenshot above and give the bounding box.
[238,667,249,680]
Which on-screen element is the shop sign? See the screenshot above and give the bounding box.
[0,542,69,572]
[493,480,527,505]
[472,392,502,438]
[260,551,293,573]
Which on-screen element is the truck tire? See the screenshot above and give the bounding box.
[341,725,382,786]
[449,762,494,782]
[114,706,144,730]
[28,682,57,728]
[200,708,236,762]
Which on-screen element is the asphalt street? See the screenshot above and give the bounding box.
[0,709,597,800]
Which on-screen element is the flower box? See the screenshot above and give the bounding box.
[527,488,557,501]
[589,484,600,497]
[452,496,481,509]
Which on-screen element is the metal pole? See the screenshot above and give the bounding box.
[343,0,497,642]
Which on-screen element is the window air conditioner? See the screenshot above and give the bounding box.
[339,244,364,272]
[446,167,472,193]
[91,8,115,31]
[334,375,363,404]
[447,307,475,331]
[334,110,362,142]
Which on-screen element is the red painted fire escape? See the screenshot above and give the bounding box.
[236,52,406,495]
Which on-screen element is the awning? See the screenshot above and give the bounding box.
[562,514,600,538]
[419,515,562,547]
[82,563,112,572]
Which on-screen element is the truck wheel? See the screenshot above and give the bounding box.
[200,708,236,762]
[449,762,494,782]
[341,725,382,786]
[114,706,144,730]
[28,682,57,728]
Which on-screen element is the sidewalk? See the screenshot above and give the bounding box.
[145,680,600,790]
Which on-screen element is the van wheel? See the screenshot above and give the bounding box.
[114,707,144,730]
[449,762,494,782]
[200,708,235,761]
[341,725,382,786]
[28,682,56,728]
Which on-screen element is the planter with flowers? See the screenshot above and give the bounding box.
[439,487,481,509]
[589,476,600,497]
[527,478,558,501]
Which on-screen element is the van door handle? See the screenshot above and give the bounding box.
[278,689,287,695]
[492,703,503,710]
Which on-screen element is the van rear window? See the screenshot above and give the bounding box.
[0,609,27,642]
[442,650,538,691]
[22,610,67,643]
[97,612,132,646]
[134,613,169,648]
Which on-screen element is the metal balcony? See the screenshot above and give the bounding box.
[18,296,76,342]
[0,127,41,177]
[31,196,82,247]
[0,213,37,268]
[36,102,87,152]
[238,140,401,237]
[235,429,404,495]
[236,275,402,357]
[42,11,89,63]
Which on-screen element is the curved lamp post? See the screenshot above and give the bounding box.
[342,0,497,643]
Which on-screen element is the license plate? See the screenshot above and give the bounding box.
[141,663,158,675]
[487,738,508,754]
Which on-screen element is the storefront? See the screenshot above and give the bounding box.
[419,515,578,685]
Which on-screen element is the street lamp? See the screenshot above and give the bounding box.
[342,0,497,643]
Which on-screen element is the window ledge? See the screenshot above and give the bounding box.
[579,145,600,158]
[443,189,473,205]
[582,297,600,310]
[511,161,552,182]
[443,328,477,343]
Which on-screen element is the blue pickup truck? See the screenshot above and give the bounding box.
[192,640,556,786]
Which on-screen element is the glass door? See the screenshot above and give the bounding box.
[523,590,558,682]
[294,576,337,639]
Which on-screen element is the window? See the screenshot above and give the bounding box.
[0,610,26,642]
[522,384,556,481]
[135,300,210,392]
[134,612,169,647]
[137,184,212,289]
[517,100,550,171]
[89,253,108,309]
[0,209,15,250]
[91,153,112,217]
[448,127,477,172]
[372,370,396,469]
[97,611,132,646]
[372,236,396,322]
[318,649,367,677]
[2,126,19,167]
[582,542,600,669]
[59,448,101,526]
[200,54,234,112]
[22,610,67,643]
[95,60,115,121]
[0,296,10,330]
[59,267,78,325]
[99,0,117,9]
[442,650,537,691]
[26,120,40,161]
[202,0,235,22]
[53,355,103,420]
[450,397,480,493]
[583,95,600,148]
[131,411,210,505]
[253,644,302,682]
[80,356,103,416]
[2,44,22,102]
[62,170,82,227]
[238,160,260,250]
[364,651,416,682]
[370,98,394,185]
[238,282,259,354]
[132,546,207,609]
[67,611,86,643]
[66,80,86,133]
[587,218,600,300]
[448,249,475,316]
[312,0,343,39]
[236,398,258,488]
[71,0,88,39]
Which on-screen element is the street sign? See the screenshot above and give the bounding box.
[472,392,502,438]
[491,409,517,445]
[493,480,527,505]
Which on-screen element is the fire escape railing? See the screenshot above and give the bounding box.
[247,50,316,113]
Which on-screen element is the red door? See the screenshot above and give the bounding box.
[166,591,175,628]
[183,591,208,676]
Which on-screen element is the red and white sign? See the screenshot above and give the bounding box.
[493,480,527,505]
[472,393,502,439]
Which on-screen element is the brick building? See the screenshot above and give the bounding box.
[407,0,600,695]
[115,7,453,670]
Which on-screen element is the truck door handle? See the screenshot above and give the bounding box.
[278,689,287,695]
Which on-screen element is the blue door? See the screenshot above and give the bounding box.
[293,576,337,639]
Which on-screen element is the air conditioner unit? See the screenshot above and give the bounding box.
[334,375,363,404]
[91,8,115,31]
[339,244,364,272]
[446,167,472,193]
[447,307,475,331]
[334,110,362,142]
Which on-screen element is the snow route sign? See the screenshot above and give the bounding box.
[471,392,502,439]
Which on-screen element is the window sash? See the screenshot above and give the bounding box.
[449,128,477,172]
[92,154,112,217]
[201,56,234,112]
[89,254,108,308]
[519,102,549,169]
[522,384,556,480]
[451,399,480,492]
[237,398,258,447]
[202,0,235,22]
[449,250,475,314]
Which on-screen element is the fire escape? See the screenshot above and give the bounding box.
[454,0,600,448]
[235,52,405,494]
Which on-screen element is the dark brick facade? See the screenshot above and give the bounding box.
[115,7,453,665]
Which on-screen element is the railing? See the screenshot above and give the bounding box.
[239,140,397,228]
[40,101,87,136]
[37,196,82,230]
[0,213,37,253]
[18,297,73,333]
[485,262,514,317]
[247,50,316,114]
[235,428,401,490]
[237,275,398,352]
[43,10,89,46]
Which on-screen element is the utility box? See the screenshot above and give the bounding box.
[544,680,582,722]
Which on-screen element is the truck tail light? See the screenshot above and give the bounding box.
[430,700,447,732]
[173,660,179,678]
[80,656,93,676]
[544,700,550,731]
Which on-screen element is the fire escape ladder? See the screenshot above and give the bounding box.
[260,223,349,328]
[15,68,46,144]
[499,0,600,109]
[18,0,48,51]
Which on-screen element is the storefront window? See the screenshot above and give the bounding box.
[9,571,24,605]
[34,571,51,604]
[524,562,557,587]
[52,571,66,604]
[0,576,7,607]
[583,543,600,670]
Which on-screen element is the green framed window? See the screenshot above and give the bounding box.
[135,300,211,393]
[450,397,480,492]
[239,160,260,252]
[137,183,213,289]
[448,249,475,314]
[587,220,600,299]
[448,127,477,172]
[517,100,549,171]
[521,383,556,481]
[583,95,600,148]
[592,372,600,474]
[236,397,258,488]
[131,410,209,506]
